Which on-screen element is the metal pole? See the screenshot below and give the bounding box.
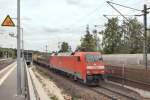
[46,45,48,55]
[27,50,28,62]
[21,28,24,59]
[17,0,21,95]
[122,63,125,87]
[143,4,148,70]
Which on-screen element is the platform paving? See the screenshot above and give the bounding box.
[0,62,25,100]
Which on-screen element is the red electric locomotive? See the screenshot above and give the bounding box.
[49,52,105,85]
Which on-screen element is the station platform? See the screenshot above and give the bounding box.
[0,62,25,100]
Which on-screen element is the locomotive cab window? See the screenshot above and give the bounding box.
[86,54,103,62]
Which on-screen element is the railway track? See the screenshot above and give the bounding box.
[94,86,138,100]
[108,75,150,92]
[110,75,150,86]
[34,63,142,100]
[0,58,15,71]
[91,87,118,100]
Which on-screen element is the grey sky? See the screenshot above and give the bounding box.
[0,0,149,52]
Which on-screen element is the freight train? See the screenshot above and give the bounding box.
[34,52,105,85]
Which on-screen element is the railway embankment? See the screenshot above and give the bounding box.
[33,63,146,100]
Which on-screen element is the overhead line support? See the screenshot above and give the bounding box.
[143,4,148,70]
[106,1,142,11]
[107,1,129,21]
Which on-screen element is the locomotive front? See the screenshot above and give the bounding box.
[85,53,105,85]
[74,52,105,85]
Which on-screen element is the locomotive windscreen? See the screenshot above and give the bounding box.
[86,54,103,62]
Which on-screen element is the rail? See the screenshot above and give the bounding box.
[108,75,150,87]
[91,88,118,100]
[99,86,137,100]
[105,65,150,91]
[91,85,137,100]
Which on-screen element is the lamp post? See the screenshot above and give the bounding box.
[20,28,24,59]
[17,0,21,94]
[9,28,24,59]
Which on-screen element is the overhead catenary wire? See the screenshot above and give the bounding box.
[107,1,129,21]
[66,3,105,30]
[106,1,150,70]
[103,14,144,23]
[76,8,100,22]
[106,1,146,23]
[105,1,150,24]
[106,1,142,11]
[103,14,142,17]
[105,1,149,27]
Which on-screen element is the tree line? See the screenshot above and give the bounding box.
[57,17,150,54]
[77,17,150,54]
[0,48,17,58]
